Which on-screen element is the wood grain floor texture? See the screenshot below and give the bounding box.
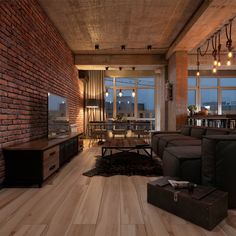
[0,146,236,236]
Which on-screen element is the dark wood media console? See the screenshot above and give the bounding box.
[3,133,83,187]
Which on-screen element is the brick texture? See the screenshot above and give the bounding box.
[0,0,84,183]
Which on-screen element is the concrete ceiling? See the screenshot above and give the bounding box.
[39,0,236,70]
[39,0,203,54]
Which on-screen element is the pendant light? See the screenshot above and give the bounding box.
[119,89,123,97]
[132,89,136,97]
[105,89,109,97]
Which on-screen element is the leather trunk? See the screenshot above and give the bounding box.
[147,177,228,230]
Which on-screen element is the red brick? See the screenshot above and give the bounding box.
[0,0,84,183]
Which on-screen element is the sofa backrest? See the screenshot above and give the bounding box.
[190,127,206,139]
[229,129,236,134]
[205,128,229,136]
[180,126,191,136]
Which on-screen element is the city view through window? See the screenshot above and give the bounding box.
[188,77,236,114]
[104,77,155,129]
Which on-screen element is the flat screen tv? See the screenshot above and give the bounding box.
[48,93,69,137]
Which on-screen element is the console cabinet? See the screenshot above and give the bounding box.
[59,136,78,166]
[3,133,83,187]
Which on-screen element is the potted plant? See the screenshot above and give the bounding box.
[188,105,197,116]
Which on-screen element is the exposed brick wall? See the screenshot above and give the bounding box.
[0,0,84,183]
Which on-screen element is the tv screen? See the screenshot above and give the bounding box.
[48,93,69,137]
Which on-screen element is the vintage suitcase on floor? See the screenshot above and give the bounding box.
[147,177,228,230]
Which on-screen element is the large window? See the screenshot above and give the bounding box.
[200,89,218,113]
[188,90,196,106]
[104,77,156,128]
[138,89,155,118]
[188,77,236,114]
[105,88,113,118]
[221,90,236,114]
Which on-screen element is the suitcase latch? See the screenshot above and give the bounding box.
[174,191,180,202]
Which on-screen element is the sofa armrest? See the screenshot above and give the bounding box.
[151,131,181,138]
[202,134,236,208]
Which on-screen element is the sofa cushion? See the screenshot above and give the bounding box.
[163,146,202,184]
[205,128,229,136]
[190,127,206,139]
[151,132,180,155]
[168,139,201,147]
[164,146,202,160]
[158,135,197,158]
[181,126,191,136]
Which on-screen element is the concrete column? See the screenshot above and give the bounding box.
[156,67,166,131]
[167,51,188,130]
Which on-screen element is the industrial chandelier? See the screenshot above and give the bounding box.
[196,18,234,77]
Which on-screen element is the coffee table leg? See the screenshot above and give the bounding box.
[102,147,106,158]
[143,148,152,159]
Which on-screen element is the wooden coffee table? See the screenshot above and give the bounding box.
[101,138,152,158]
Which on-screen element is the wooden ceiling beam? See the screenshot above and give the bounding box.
[74,54,167,66]
[166,0,211,59]
[167,0,236,58]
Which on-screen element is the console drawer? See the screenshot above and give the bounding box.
[43,146,59,180]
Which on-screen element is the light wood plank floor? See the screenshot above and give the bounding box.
[0,146,236,236]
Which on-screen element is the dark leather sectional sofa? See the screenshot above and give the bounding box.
[151,126,236,208]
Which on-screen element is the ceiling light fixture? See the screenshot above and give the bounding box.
[119,67,122,71]
[196,48,200,77]
[196,39,209,78]
[95,44,99,50]
[212,34,218,67]
[227,59,231,66]
[105,88,109,97]
[226,19,233,66]
[119,89,123,97]
[132,89,136,97]
[212,66,217,73]
[217,31,221,67]
[105,66,109,70]
[196,18,234,75]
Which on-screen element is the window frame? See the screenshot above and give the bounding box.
[188,76,236,115]
[104,76,156,128]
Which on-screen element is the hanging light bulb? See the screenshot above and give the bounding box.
[217,31,221,67]
[227,59,231,66]
[212,66,217,73]
[105,89,109,97]
[119,89,123,97]
[226,20,233,59]
[228,51,233,58]
[196,48,200,78]
[132,89,135,97]
[213,59,218,66]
